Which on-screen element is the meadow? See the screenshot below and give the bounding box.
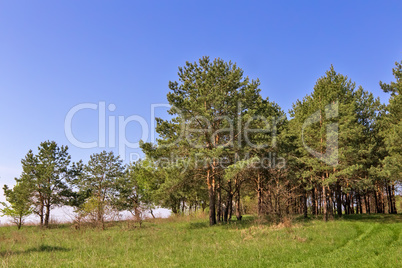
[0,214,401,267]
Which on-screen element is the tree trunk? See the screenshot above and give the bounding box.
[357,192,363,214]
[97,198,104,230]
[303,189,308,218]
[312,187,317,216]
[376,185,384,214]
[328,187,333,216]
[39,206,44,227]
[224,180,233,222]
[386,184,396,214]
[182,198,185,214]
[224,194,233,222]
[257,173,263,216]
[38,194,44,227]
[134,206,142,227]
[322,181,328,222]
[235,190,242,221]
[150,209,156,219]
[217,179,222,222]
[391,184,397,214]
[234,176,242,221]
[207,169,216,226]
[18,215,22,230]
[336,182,342,217]
[364,193,369,214]
[44,202,51,228]
[228,197,233,221]
[350,194,355,214]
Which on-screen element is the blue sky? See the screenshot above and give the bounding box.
[0,0,401,199]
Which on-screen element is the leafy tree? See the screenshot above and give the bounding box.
[1,180,32,229]
[112,160,156,226]
[76,151,125,229]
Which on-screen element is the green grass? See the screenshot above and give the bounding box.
[0,214,401,267]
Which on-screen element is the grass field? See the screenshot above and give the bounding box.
[0,214,401,267]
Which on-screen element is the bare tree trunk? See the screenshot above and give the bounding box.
[223,180,233,222]
[134,206,142,227]
[37,194,45,227]
[386,184,396,214]
[150,209,156,219]
[235,190,242,221]
[376,185,384,214]
[364,193,369,214]
[18,215,22,230]
[312,187,317,216]
[207,169,216,226]
[328,187,333,217]
[336,182,342,217]
[322,179,328,221]
[257,173,263,216]
[44,202,51,228]
[391,184,397,214]
[303,189,308,218]
[235,176,242,221]
[217,179,222,222]
[357,191,363,214]
[39,205,44,227]
[228,197,233,221]
[317,187,321,215]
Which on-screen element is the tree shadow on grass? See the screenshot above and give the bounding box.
[0,244,70,257]
[340,213,402,223]
[186,214,402,230]
[187,216,257,230]
[188,221,209,229]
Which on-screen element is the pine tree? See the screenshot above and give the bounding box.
[142,56,262,225]
[377,60,402,213]
[19,141,71,228]
[290,66,362,220]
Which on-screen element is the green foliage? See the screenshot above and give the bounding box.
[379,60,402,95]
[378,61,402,183]
[1,182,32,229]
[142,56,286,224]
[19,141,72,228]
[73,151,125,228]
[112,160,157,223]
[4,57,402,229]
[224,156,260,181]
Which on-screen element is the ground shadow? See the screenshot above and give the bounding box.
[187,216,257,230]
[0,244,70,257]
[341,213,402,223]
[188,221,209,229]
[187,214,402,230]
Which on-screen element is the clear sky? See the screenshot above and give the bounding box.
[1,0,401,203]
